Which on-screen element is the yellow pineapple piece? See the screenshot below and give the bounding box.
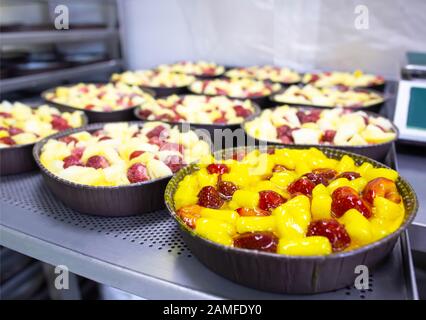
[232,190,259,208]
[236,216,276,233]
[340,209,373,246]
[195,218,235,246]
[277,236,332,256]
[200,208,238,224]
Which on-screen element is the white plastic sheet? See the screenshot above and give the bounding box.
[121,0,426,79]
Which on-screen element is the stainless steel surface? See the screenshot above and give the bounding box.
[0,29,118,45]
[0,163,418,299]
[0,59,121,93]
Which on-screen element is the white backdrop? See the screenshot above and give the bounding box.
[119,0,426,79]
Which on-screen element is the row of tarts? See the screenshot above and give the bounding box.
[0,61,418,294]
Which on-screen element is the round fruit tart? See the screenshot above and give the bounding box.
[157,61,225,77]
[303,70,385,88]
[137,94,257,125]
[244,106,396,146]
[173,147,405,255]
[111,70,195,88]
[189,78,282,99]
[39,122,210,186]
[225,66,301,84]
[0,101,84,147]
[272,85,384,108]
[44,82,153,112]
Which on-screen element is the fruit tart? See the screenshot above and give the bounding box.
[111,70,195,88]
[244,106,396,146]
[136,94,257,125]
[225,65,301,84]
[172,147,406,256]
[272,85,384,108]
[0,101,85,148]
[189,78,281,99]
[157,61,225,77]
[43,82,153,112]
[303,70,385,88]
[38,122,210,187]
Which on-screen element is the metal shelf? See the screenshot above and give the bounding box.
[0,146,418,300]
[0,29,118,46]
[0,59,122,93]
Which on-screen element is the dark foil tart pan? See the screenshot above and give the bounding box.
[134,95,261,149]
[139,85,189,97]
[165,145,418,294]
[33,122,187,216]
[242,106,399,161]
[41,83,155,123]
[0,104,88,176]
[269,87,388,114]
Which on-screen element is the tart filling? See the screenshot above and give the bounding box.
[39,122,210,186]
[174,148,404,255]
[190,78,282,99]
[303,70,385,88]
[45,83,153,112]
[0,101,84,147]
[244,106,396,145]
[137,94,256,125]
[273,85,383,108]
[157,61,224,77]
[111,70,195,88]
[225,65,301,84]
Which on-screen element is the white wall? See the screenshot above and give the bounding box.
[119,0,426,79]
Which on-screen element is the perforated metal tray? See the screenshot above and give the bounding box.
[0,145,418,299]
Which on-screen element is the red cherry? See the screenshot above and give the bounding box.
[146,125,168,139]
[164,155,185,173]
[207,163,229,175]
[51,115,71,131]
[336,172,361,181]
[236,207,270,216]
[86,155,109,169]
[160,142,184,154]
[71,147,84,159]
[321,130,336,143]
[129,150,145,160]
[304,172,329,186]
[312,168,337,180]
[197,186,224,209]
[0,137,16,145]
[0,112,12,118]
[58,136,78,145]
[63,155,82,169]
[8,127,24,136]
[148,136,165,147]
[276,125,294,143]
[127,163,149,183]
[287,177,316,196]
[258,190,287,211]
[233,105,252,118]
[217,180,237,199]
[138,109,152,119]
[233,232,278,253]
[331,186,371,218]
[307,219,351,252]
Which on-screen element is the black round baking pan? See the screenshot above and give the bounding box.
[133,94,261,143]
[0,104,88,176]
[165,145,418,294]
[41,83,155,123]
[139,84,189,97]
[33,122,179,216]
[269,87,387,113]
[242,106,399,161]
[12,61,71,77]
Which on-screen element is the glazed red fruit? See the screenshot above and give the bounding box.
[258,190,287,211]
[0,137,16,145]
[8,127,24,136]
[276,125,294,143]
[233,105,252,118]
[177,205,202,229]
[236,207,270,217]
[362,177,401,204]
[197,186,224,209]
[71,147,84,159]
[63,155,82,169]
[287,177,316,196]
[207,163,229,175]
[129,150,145,160]
[321,130,337,143]
[160,142,184,154]
[337,171,361,181]
[86,155,110,169]
[217,180,237,199]
[127,163,149,183]
[331,186,372,218]
[58,136,78,145]
[307,219,351,252]
[0,112,12,118]
[233,232,278,253]
[51,115,71,131]
[296,110,321,124]
[146,125,168,139]
[148,136,165,147]
[138,109,152,119]
[304,173,329,186]
[312,168,337,180]
[164,155,185,173]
